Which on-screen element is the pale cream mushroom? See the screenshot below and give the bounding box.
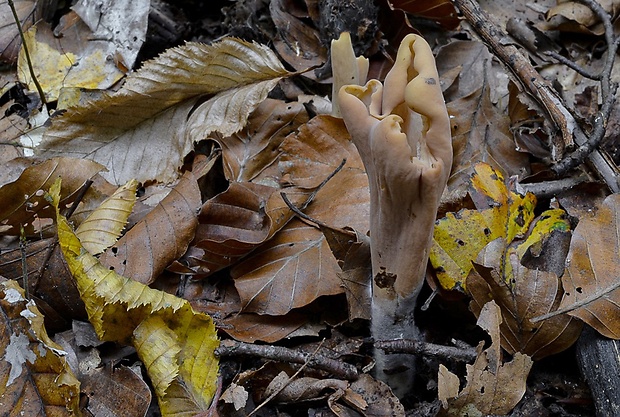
[337,33,452,397]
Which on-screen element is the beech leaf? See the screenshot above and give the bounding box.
[557,193,620,339]
[49,179,219,415]
[188,181,276,277]
[37,37,293,184]
[99,156,214,284]
[468,228,582,360]
[231,218,344,316]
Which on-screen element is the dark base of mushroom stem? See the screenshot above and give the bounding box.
[371,293,420,399]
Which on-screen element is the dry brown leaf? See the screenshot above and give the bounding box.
[543,0,620,35]
[215,98,309,183]
[221,312,308,343]
[558,193,620,339]
[387,0,459,29]
[345,374,405,417]
[231,218,344,316]
[322,225,372,321]
[445,76,530,199]
[187,181,276,277]
[0,157,104,236]
[270,0,327,73]
[99,159,211,284]
[277,115,370,232]
[468,238,582,360]
[0,238,87,332]
[54,328,151,417]
[438,301,533,416]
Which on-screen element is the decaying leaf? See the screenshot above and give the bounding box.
[54,326,152,417]
[0,157,104,236]
[431,162,536,291]
[71,0,149,70]
[49,178,220,415]
[215,98,309,183]
[558,193,620,339]
[438,301,533,416]
[17,21,126,102]
[445,78,530,199]
[37,37,294,184]
[0,279,81,415]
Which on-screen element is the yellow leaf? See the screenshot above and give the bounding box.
[17,23,124,102]
[0,279,81,415]
[430,163,536,291]
[49,179,219,415]
[75,179,138,255]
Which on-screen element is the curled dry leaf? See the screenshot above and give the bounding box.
[0,157,104,236]
[37,37,293,184]
[438,301,533,416]
[75,179,138,255]
[0,279,81,415]
[99,156,214,284]
[558,193,620,339]
[188,181,276,277]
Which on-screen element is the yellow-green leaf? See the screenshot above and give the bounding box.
[49,179,219,416]
[430,163,536,291]
[75,179,138,255]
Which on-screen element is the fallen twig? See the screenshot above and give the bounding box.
[375,339,477,363]
[215,339,359,381]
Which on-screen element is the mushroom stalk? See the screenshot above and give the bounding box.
[337,34,452,397]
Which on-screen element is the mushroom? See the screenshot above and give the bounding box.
[336,33,453,397]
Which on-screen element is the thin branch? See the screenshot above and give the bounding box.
[375,338,478,363]
[216,339,359,381]
[543,51,601,80]
[7,0,47,107]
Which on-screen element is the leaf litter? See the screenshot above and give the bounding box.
[1,0,619,415]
